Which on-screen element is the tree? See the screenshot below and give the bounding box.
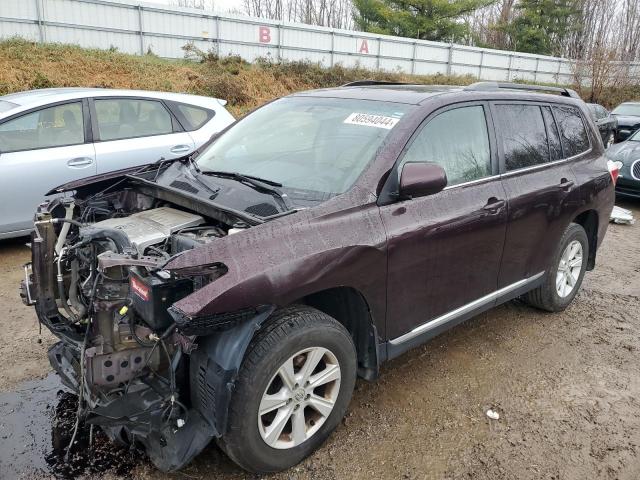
[352,0,496,42]
[497,0,581,56]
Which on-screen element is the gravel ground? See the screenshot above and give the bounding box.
[0,200,639,480]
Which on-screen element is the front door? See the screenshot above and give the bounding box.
[0,100,96,236]
[90,97,195,174]
[380,103,507,346]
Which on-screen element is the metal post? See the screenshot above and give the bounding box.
[533,58,539,82]
[411,41,417,75]
[446,44,453,75]
[277,23,282,62]
[137,5,144,55]
[478,51,484,79]
[215,16,221,57]
[376,37,381,70]
[330,31,335,67]
[35,0,44,43]
[556,59,562,84]
[507,54,513,81]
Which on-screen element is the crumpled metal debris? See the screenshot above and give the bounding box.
[610,206,636,225]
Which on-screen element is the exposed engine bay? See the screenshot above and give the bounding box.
[21,172,269,471]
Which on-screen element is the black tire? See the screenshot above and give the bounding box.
[218,305,357,474]
[524,223,589,312]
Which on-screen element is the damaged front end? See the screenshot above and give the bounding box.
[22,186,271,471]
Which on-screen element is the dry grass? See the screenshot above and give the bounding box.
[0,38,477,116]
[1,38,637,115]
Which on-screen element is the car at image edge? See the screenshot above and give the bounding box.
[607,128,640,198]
[21,81,617,474]
[0,88,235,239]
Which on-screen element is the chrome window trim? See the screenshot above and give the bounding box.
[631,159,640,181]
[389,272,545,346]
[499,148,593,178]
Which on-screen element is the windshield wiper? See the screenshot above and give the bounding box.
[200,170,282,187]
[199,170,291,211]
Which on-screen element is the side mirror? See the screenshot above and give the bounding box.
[399,162,448,199]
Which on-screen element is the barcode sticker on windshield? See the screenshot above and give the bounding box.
[344,113,399,129]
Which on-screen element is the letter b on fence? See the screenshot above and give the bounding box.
[259,26,271,44]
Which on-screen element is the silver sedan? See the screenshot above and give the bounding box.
[0,88,235,239]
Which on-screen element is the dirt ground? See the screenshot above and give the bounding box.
[1,200,639,480]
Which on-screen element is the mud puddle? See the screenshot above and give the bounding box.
[0,374,140,479]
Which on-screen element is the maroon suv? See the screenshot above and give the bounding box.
[23,81,616,473]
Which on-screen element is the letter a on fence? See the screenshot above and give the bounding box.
[358,39,369,54]
[259,26,271,43]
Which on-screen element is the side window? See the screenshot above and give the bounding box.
[541,107,563,161]
[553,105,590,157]
[494,104,549,171]
[0,102,84,153]
[401,105,491,186]
[94,98,173,141]
[175,103,214,131]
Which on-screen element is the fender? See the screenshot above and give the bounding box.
[189,305,276,435]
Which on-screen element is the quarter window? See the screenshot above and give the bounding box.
[494,104,549,171]
[0,102,84,153]
[175,103,214,131]
[94,99,173,141]
[401,106,491,186]
[553,106,590,157]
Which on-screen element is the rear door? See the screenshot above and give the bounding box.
[0,100,95,236]
[380,102,507,344]
[90,97,195,173]
[492,102,582,288]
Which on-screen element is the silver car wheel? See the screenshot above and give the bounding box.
[556,240,583,298]
[258,347,341,449]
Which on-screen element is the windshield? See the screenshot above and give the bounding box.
[630,129,640,141]
[0,100,18,114]
[196,97,411,196]
[612,104,640,116]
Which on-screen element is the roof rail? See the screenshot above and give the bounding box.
[465,81,581,99]
[341,80,408,87]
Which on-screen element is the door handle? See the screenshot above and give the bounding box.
[559,179,575,191]
[483,198,506,213]
[170,145,191,154]
[67,157,94,168]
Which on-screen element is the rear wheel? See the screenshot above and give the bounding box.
[524,223,588,312]
[218,305,356,474]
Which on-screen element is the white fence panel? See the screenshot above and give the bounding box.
[1,0,639,84]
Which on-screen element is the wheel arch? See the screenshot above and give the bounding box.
[572,209,598,270]
[292,286,381,381]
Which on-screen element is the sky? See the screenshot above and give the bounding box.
[149,0,245,14]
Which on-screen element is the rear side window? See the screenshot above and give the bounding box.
[0,102,84,153]
[552,105,590,157]
[494,104,549,171]
[401,105,491,186]
[94,98,173,141]
[542,107,563,161]
[174,103,214,131]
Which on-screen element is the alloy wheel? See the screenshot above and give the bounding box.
[258,347,341,449]
[556,240,583,298]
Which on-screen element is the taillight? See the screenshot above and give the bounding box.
[607,160,623,184]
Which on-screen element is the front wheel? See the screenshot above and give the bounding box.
[524,223,588,312]
[218,305,357,474]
